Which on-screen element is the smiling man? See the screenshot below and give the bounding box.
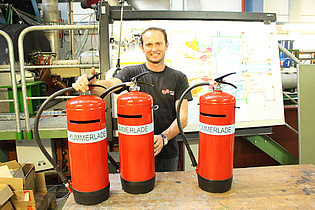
[73,27,193,172]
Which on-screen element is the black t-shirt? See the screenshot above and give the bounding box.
[114,63,193,159]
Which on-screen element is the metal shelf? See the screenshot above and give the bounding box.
[0,116,67,140]
[0,100,68,140]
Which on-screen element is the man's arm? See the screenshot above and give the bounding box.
[72,67,122,96]
[154,99,189,156]
[92,77,122,96]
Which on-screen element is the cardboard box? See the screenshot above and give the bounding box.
[0,160,35,192]
[0,161,24,179]
[11,173,47,210]
[11,190,35,209]
[0,184,13,206]
[22,164,36,192]
[0,200,14,210]
[0,161,49,209]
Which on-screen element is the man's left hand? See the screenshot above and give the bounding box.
[154,135,164,156]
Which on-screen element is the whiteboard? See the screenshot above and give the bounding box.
[110,21,285,131]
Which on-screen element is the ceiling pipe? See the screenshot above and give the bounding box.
[42,0,61,59]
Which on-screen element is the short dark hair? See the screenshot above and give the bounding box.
[140,27,168,45]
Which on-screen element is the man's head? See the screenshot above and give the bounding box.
[140,27,169,67]
[140,27,168,46]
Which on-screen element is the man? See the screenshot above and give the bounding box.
[73,27,193,172]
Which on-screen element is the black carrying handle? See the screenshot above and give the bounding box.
[131,71,149,83]
[137,80,154,87]
[214,72,237,89]
[100,71,154,98]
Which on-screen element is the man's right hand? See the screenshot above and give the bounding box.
[72,67,96,93]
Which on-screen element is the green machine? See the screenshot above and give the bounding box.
[1,81,46,116]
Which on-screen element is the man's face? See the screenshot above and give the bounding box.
[141,30,169,65]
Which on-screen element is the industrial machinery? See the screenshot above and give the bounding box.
[177,72,237,193]
[81,0,99,9]
[15,138,55,171]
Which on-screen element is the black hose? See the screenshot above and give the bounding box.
[34,87,74,189]
[108,154,120,173]
[89,84,107,89]
[176,82,211,168]
[100,83,127,99]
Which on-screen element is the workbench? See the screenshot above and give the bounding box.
[63,164,315,209]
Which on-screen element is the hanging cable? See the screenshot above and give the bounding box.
[113,0,125,77]
[91,10,96,68]
[9,5,63,25]
[73,13,94,59]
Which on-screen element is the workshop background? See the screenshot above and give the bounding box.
[0,0,314,209]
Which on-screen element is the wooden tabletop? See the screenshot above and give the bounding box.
[63,164,315,209]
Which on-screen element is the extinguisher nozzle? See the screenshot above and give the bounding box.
[65,183,73,194]
[194,167,198,174]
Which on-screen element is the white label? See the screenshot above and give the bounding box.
[118,123,154,135]
[68,128,107,143]
[24,192,30,201]
[199,122,235,135]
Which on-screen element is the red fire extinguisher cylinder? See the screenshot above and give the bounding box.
[198,90,236,193]
[117,90,155,194]
[66,95,109,205]
[177,73,237,194]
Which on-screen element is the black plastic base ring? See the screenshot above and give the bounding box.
[121,175,155,194]
[198,173,232,193]
[73,183,110,205]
